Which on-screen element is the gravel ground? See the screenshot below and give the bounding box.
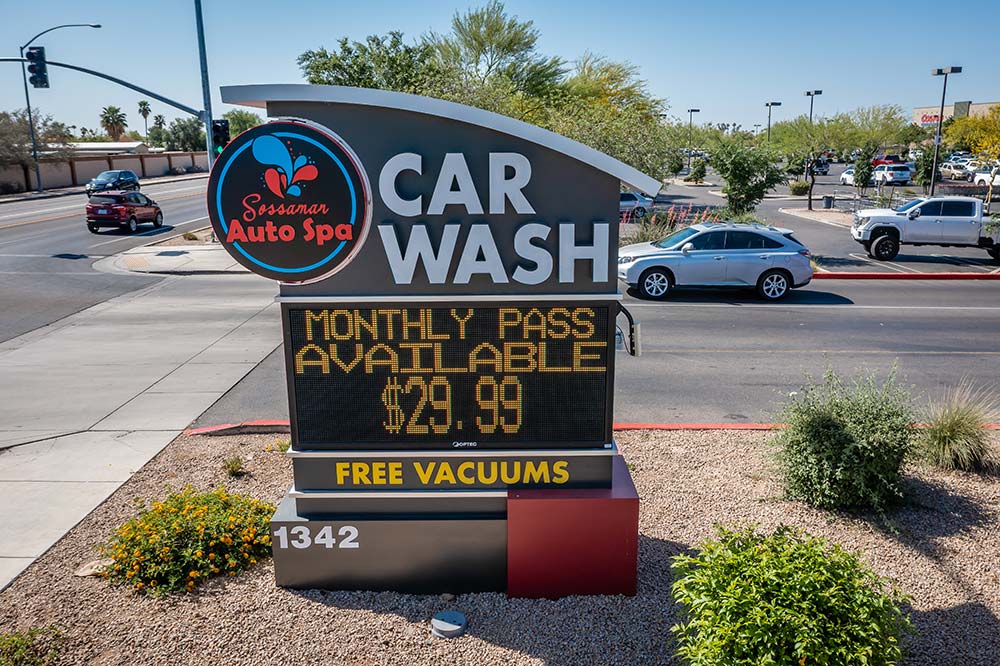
[1,430,998,665]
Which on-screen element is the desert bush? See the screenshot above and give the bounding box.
[788,180,811,195]
[775,369,915,511]
[223,456,246,478]
[671,525,912,665]
[683,159,707,183]
[101,487,274,595]
[182,231,199,241]
[919,382,999,471]
[0,626,62,666]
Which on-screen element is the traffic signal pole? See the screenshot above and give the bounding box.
[194,0,215,165]
[18,45,43,193]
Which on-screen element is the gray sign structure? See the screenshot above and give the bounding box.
[217,84,658,593]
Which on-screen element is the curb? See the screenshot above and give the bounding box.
[813,272,1000,280]
[183,420,1000,436]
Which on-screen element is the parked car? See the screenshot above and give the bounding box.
[619,191,653,219]
[839,166,875,186]
[972,168,1000,187]
[810,160,830,175]
[872,154,903,166]
[618,222,813,301]
[939,163,968,180]
[851,196,1000,261]
[873,164,911,186]
[84,170,140,196]
[908,149,924,160]
[86,191,163,233]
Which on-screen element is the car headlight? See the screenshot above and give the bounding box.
[618,256,634,265]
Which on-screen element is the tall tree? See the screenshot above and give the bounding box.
[298,31,441,92]
[0,108,73,169]
[99,106,127,141]
[137,100,151,139]
[223,109,264,136]
[164,117,205,152]
[152,114,166,130]
[426,1,565,97]
[771,115,837,210]
[710,140,786,215]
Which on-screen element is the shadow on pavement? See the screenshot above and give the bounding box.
[90,225,180,238]
[626,287,854,305]
[908,602,1000,664]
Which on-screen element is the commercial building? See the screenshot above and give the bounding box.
[913,101,999,127]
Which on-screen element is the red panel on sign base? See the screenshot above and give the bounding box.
[507,455,639,599]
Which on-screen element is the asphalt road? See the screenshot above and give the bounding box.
[194,279,1000,427]
[0,179,209,342]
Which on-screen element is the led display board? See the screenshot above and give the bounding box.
[284,303,615,450]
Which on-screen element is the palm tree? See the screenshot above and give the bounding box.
[152,114,166,130]
[99,106,128,141]
[137,100,151,139]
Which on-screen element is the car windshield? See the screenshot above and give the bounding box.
[894,199,924,212]
[94,171,118,181]
[652,226,699,248]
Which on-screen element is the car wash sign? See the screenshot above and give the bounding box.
[210,85,656,593]
[211,85,659,296]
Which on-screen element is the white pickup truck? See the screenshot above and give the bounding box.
[851,196,999,261]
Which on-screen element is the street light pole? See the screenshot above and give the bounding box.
[686,108,700,167]
[753,123,761,138]
[929,67,961,197]
[765,101,781,142]
[804,90,822,123]
[18,23,100,192]
[193,0,215,164]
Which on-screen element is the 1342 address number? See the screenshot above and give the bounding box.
[273,525,360,549]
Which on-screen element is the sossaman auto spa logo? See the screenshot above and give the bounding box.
[207,119,371,283]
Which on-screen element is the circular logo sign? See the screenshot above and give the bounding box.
[207,119,371,283]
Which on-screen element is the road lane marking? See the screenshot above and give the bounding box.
[0,254,106,258]
[0,188,206,230]
[929,254,993,273]
[847,252,920,274]
[0,183,207,222]
[87,216,209,248]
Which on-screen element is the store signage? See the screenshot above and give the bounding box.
[207,120,371,283]
[284,303,614,449]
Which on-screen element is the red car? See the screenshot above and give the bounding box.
[871,154,903,166]
[86,191,163,234]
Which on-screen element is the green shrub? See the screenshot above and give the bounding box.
[666,151,685,178]
[919,382,999,471]
[788,180,811,196]
[671,525,913,665]
[101,487,274,595]
[775,370,915,511]
[0,627,61,666]
[276,439,291,453]
[684,159,707,183]
[223,456,246,478]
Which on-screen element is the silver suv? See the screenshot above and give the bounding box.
[618,223,813,300]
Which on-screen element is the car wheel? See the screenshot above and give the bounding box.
[87,223,99,234]
[871,234,899,261]
[633,207,647,219]
[127,217,138,233]
[153,212,163,228]
[756,270,790,301]
[638,268,671,300]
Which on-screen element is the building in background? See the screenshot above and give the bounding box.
[912,101,999,127]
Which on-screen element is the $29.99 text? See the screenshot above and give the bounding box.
[382,375,522,435]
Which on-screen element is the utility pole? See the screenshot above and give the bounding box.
[686,108,700,167]
[929,67,961,196]
[194,0,215,163]
[765,101,781,142]
[804,90,822,123]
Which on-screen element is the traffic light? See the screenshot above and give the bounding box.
[26,47,49,89]
[211,119,230,155]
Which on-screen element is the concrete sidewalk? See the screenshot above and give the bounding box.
[97,243,249,275]
[0,273,281,589]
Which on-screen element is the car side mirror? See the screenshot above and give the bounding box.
[908,209,920,220]
[681,242,694,255]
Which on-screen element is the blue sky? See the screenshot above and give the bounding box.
[2,0,997,134]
